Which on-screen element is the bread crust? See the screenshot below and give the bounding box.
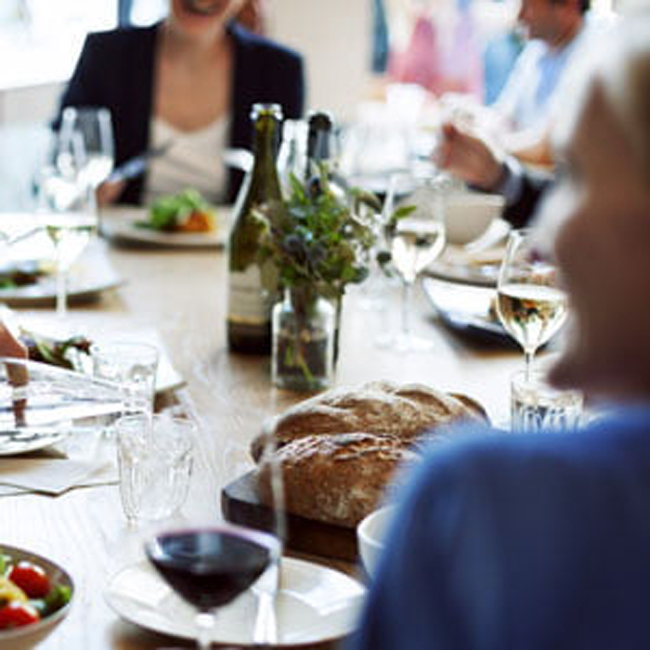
[252,381,487,461]
[256,432,418,528]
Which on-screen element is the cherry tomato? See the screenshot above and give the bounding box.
[8,562,51,598]
[0,601,40,629]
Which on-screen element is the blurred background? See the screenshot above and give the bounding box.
[0,0,617,209]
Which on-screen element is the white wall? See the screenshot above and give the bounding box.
[268,0,373,123]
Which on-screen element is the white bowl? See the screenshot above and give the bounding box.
[0,546,74,650]
[443,192,505,246]
[357,505,396,579]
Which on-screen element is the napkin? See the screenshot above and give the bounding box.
[0,428,118,496]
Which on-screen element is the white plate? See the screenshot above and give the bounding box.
[0,427,69,457]
[106,556,366,647]
[101,206,229,248]
[0,240,123,307]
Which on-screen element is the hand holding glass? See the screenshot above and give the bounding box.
[496,228,568,378]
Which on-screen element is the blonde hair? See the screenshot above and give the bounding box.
[600,15,650,181]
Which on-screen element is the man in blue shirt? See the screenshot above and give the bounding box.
[352,12,650,650]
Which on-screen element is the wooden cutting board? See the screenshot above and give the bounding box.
[221,470,358,562]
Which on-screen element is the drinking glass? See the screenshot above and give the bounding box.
[511,369,583,433]
[90,341,159,416]
[496,228,569,379]
[380,173,446,352]
[145,523,279,650]
[116,413,194,524]
[37,130,98,320]
[61,107,115,188]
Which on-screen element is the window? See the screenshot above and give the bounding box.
[0,0,118,89]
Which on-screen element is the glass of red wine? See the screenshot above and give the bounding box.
[145,524,280,649]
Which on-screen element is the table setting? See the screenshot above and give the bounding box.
[0,103,584,650]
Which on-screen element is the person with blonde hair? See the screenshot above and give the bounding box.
[352,11,650,650]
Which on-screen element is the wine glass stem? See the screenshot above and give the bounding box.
[195,610,216,650]
[56,268,68,320]
[524,349,535,381]
[401,280,413,339]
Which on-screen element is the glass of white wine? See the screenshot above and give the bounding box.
[61,107,114,189]
[38,130,98,320]
[496,228,569,379]
[382,173,447,352]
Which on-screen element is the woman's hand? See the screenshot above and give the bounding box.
[96,178,127,207]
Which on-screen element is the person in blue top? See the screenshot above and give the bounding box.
[55,0,304,206]
[352,11,650,650]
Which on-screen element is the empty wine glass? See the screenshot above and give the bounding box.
[145,523,279,650]
[37,130,98,320]
[61,107,114,189]
[380,173,447,352]
[496,228,569,380]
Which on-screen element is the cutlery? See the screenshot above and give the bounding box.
[223,148,254,173]
[107,141,174,183]
[253,554,280,646]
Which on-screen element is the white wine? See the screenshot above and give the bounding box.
[497,283,568,352]
[391,218,445,284]
[44,213,96,271]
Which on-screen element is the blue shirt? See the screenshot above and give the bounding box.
[351,407,650,650]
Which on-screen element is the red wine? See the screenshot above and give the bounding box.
[146,527,275,611]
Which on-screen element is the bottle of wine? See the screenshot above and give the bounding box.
[304,111,336,183]
[227,103,283,354]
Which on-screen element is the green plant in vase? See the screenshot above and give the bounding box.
[253,169,380,390]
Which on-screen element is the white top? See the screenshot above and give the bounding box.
[144,115,230,205]
[494,16,607,131]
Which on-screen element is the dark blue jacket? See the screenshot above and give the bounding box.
[56,22,304,204]
[352,407,650,650]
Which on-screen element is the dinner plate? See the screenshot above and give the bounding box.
[0,240,123,307]
[101,206,229,248]
[0,544,74,650]
[106,556,366,647]
[422,277,514,345]
[0,427,69,457]
[424,220,509,288]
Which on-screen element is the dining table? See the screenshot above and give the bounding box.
[0,222,524,649]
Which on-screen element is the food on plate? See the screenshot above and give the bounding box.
[0,261,49,290]
[251,380,487,461]
[257,432,418,527]
[138,189,216,233]
[0,551,71,630]
[252,381,488,527]
[19,330,91,371]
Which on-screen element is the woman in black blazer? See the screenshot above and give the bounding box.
[56,0,304,205]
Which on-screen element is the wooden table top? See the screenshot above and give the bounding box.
[1,236,522,649]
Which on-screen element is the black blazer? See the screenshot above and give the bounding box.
[56,21,304,204]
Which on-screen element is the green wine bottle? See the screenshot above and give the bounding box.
[227,103,283,354]
[304,110,347,200]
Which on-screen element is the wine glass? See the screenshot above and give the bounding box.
[145,523,279,650]
[37,130,98,320]
[496,228,569,379]
[61,107,115,189]
[380,173,446,352]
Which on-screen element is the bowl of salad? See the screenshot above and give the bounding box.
[0,546,73,649]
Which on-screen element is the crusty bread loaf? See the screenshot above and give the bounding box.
[251,380,487,461]
[256,432,419,528]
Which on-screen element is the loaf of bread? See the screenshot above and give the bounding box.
[256,432,419,528]
[251,380,487,460]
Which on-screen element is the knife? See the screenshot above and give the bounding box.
[106,141,174,183]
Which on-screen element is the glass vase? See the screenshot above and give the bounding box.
[272,286,335,391]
